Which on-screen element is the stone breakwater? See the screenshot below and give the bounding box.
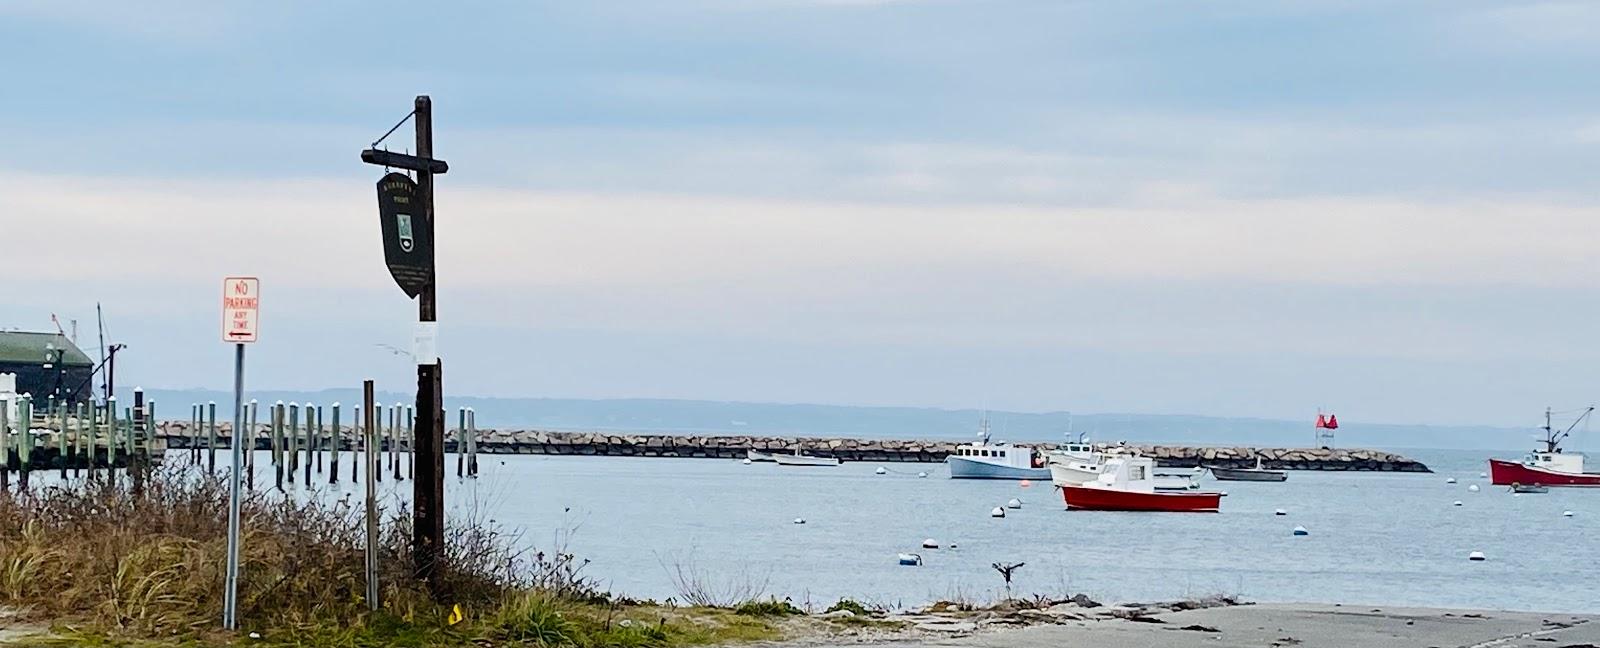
[155,423,1430,472]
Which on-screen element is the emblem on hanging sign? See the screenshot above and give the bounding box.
[375,172,434,298]
[221,277,260,343]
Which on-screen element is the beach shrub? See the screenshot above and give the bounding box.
[733,597,802,617]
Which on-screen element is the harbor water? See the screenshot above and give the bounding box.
[201,448,1600,612]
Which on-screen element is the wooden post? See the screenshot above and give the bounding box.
[104,397,117,484]
[18,395,32,491]
[207,401,218,473]
[468,408,479,477]
[86,402,98,483]
[304,405,314,488]
[350,405,359,483]
[287,403,300,478]
[405,405,415,480]
[315,405,325,475]
[272,402,284,491]
[390,403,402,481]
[363,380,379,610]
[456,407,465,478]
[247,400,258,490]
[373,404,384,482]
[0,396,10,490]
[330,404,341,484]
[57,401,67,480]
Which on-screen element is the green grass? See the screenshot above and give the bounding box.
[731,598,802,617]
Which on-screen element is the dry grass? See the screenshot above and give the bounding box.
[0,466,787,647]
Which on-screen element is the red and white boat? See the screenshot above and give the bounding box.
[1061,456,1222,512]
[1488,407,1600,488]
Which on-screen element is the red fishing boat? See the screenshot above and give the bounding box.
[1488,407,1600,488]
[1061,456,1222,512]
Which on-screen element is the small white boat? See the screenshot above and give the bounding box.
[746,449,777,462]
[1047,437,1106,486]
[773,448,841,467]
[947,416,1051,480]
[1153,469,1202,491]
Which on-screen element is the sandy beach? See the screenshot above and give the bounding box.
[804,603,1599,648]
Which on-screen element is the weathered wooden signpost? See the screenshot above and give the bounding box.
[361,96,448,589]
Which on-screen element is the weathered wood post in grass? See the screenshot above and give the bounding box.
[207,401,218,473]
[271,401,284,491]
[71,403,84,478]
[468,408,479,477]
[131,389,147,493]
[455,407,465,477]
[304,404,314,488]
[329,403,341,484]
[106,397,118,483]
[247,400,259,490]
[145,399,156,466]
[372,404,383,482]
[0,395,11,490]
[361,95,448,587]
[85,402,97,483]
[362,380,379,611]
[189,403,198,464]
[349,404,360,483]
[19,395,33,491]
[315,405,325,475]
[56,401,67,480]
[390,402,402,481]
[287,402,300,478]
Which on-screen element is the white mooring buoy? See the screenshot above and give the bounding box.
[922,538,939,549]
[917,471,928,478]
[1007,498,1022,509]
[1468,484,1480,492]
[1563,510,1575,517]
[991,506,1006,518]
[1479,472,1488,479]
[1468,551,1486,561]
[1446,477,1457,484]
[793,518,806,525]
[1292,525,1309,536]
[897,553,922,566]
[875,467,887,475]
[743,459,753,465]
[1274,508,1287,516]
[1453,500,1463,507]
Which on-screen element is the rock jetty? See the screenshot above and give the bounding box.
[155,423,1430,472]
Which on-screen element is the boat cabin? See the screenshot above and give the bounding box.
[1529,451,1585,474]
[952,442,1043,469]
[1087,456,1158,493]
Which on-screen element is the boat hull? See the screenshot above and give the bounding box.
[1488,459,1600,487]
[948,457,1051,480]
[1048,462,1100,486]
[746,449,776,462]
[1061,485,1221,512]
[1210,467,1288,482]
[774,454,840,467]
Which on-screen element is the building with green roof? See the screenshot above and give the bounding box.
[0,331,95,403]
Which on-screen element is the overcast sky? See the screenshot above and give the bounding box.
[3,1,1599,427]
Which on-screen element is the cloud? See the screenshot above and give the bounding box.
[6,170,1596,294]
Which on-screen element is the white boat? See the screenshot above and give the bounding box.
[1059,456,1223,512]
[1153,469,1202,491]
[773,448,841,467]
[947,416,1050,480]
[746,449,777,462]
[1046,436,1106,486]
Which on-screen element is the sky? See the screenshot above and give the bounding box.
[3,1,1599,427]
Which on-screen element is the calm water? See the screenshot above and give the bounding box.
[189,448,1600,612]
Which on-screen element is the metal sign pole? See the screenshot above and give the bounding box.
[223,343,245,629]
[219,276,258,630]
